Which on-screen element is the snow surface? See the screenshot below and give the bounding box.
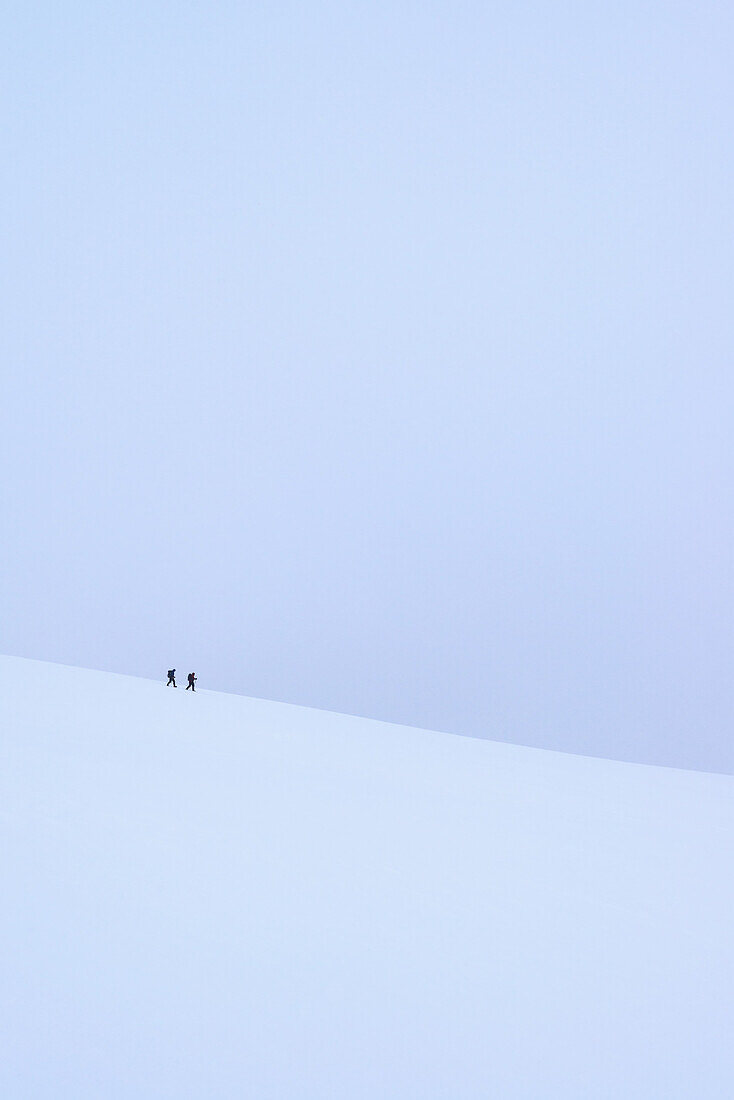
[1,656,733,1099]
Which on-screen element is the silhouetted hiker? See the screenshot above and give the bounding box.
[186,672,197,691]
[167,669,176,687]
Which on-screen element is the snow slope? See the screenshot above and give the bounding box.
[1,656,732,1099]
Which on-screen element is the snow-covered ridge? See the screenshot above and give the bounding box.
[2,655,733,1098]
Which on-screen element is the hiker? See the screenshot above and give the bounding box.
[167,669,176,687]
[186,672,197,691]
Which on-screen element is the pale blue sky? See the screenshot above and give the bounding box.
[2,1,732,771]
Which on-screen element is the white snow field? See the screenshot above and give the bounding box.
[1,656,733,1099]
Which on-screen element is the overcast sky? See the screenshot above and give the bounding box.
[2,1,732,772]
